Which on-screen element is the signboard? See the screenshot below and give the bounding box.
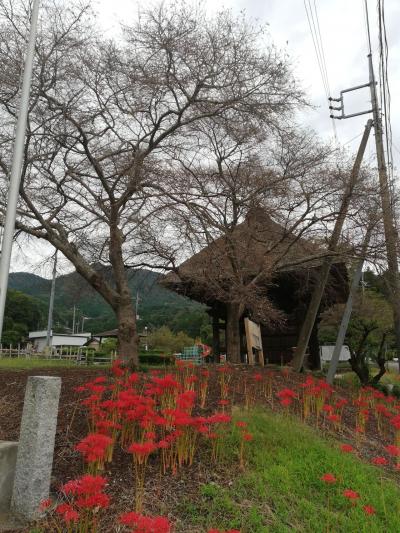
[320,345,351,362]
[244,318,264,366]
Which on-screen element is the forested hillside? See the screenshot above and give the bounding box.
[7,269,210,340]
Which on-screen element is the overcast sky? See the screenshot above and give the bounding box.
[10,0,400,276]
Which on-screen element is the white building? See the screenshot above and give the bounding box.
[28,330,92,352]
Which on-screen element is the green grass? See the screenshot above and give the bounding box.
[0,357,167,371]
[177,409,400,532]
[0,357,107,370]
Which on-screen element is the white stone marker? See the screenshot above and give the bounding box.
[11,376,61,521]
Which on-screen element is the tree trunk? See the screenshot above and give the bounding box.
[116,297,139,368]
[109,214,139,368]
[308,322,321,370]
[370,333,387,385]
[212,314,221,363]
[226,302,241,363]
[348,330,371,385]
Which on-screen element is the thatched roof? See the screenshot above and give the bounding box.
[163,209,347,302]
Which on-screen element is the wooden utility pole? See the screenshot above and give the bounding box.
[368,53,400,371]
[292,120,373,372]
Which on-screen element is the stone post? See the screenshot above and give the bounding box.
[11,376,61,521]
[0,441,18,512]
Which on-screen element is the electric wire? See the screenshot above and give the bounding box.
[303,0,338,144]
[377,0,395,209]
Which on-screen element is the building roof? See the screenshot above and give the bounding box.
[163,208,347,304]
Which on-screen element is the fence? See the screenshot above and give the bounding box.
[0,345,116,365]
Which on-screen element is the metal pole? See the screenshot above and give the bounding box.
[326,225,373,384]
[45,251,57,348]
[368,53,400,372]
[0,0,40,341]
[72,305,76,334]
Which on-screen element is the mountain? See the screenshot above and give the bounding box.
[8,269,209,337]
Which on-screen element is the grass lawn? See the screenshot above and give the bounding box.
[0,357,166,371]
[0,357,105,370]
[177,408,400,532]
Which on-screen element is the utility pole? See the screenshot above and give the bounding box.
[72,305,76,335]
[135,291,140,320]
[45,251,58,349]
[326,222,374,384]
[292,120,373,372]
[326,48,400,373]
[0,0,40,341]
[368,53,400,372]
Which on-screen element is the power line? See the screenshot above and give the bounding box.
[377,0,395,207]
[303,0,338,144]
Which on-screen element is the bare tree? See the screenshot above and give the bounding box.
[0,0,306,366]
[138,117,376,362]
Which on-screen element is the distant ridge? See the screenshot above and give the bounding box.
[8,268,206,335]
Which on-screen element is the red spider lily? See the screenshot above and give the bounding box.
[208,413,232,424]
[340,444,354,453]
[334,398,348,409]
[56,503,80,523]
[372,456,388,466]
[76,492,110,509]
[120,511,171,532]
[390,414,400,429]
[276,388,296,400]
[128,441,157,457]
[327,414,340,424]
[177,391,196,411]
[322,404,334,414]
[128,441,157,511]
[96,419,122,435]
[321,473,337,484]
[375,403,392,418]
[353,398,369,408]
[242,432,253,442]
[385,445,400,457]
[62,474,108,496]
[76,433,113,466]
[236,421,247,428]
[363,505,376,515]
[39,498,52,511]
[253,373,263,382]
[93,376,107,384]
[280,397,292,408]
[385,395,397,404]
[343,489,360,501]
[111,359,125,377]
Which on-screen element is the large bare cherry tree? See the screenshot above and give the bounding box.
[0,0,306,366]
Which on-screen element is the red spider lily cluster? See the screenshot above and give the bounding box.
[120,511,171,533]
[39,364,400,531]
[51,474,110,530]
[44,361,260,532]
